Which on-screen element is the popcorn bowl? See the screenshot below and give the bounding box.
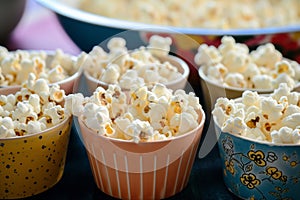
[83,54,190,95]
[76,107,205,200]
[0,49,83,95]
[0,116,72,199]
[212,85,300,200]
[214,122,300,200]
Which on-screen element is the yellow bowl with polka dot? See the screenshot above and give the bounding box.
[0,116,72,199]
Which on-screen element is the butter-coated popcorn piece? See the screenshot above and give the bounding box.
[43,105,65,125]
[49,85,65,103]
[275,60,295,77]
[207,63,228,82]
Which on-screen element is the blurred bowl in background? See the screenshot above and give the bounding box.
[83,54,190,95]
[35,0,300,63]
[0,0,27,43]
[35,0,300,99]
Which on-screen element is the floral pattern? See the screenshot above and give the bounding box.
[219,134,300,200]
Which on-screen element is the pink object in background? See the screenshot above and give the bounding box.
[6,0,80,55]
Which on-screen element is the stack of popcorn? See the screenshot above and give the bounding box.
[0,73,70,138]
[0,46,84,87]
[83,35,183,90]
[195,36,300,90]
[79,0,300,29]
[66,83,201,143]
[212,83,300,144]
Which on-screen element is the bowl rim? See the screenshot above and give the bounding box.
[83,54,190,89]
[198,65,300,93]
[78,107,205,144]
[0,116,72,141]
[35,0,300,36]
[0,50,82,90]
[213,96,300,147]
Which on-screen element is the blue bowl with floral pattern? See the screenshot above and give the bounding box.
[215,124,300,200]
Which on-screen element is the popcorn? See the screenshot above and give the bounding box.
[147,35,172,56]
[197,36,300,90]
[83,35,182,89]
[213,83,300,144]
[0,76,71,138]
[194,44,222,66]
[271,127,300,144]
[0,46,82,87]
[68,83,201,143]
[79,0,300,29]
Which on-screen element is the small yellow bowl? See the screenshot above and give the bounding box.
[0,116,72,199]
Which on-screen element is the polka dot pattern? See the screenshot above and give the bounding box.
[0,117,72,199]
